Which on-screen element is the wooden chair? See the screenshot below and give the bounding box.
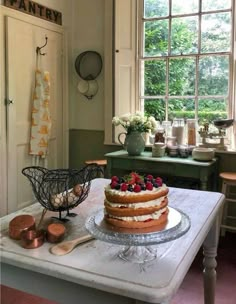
[84,159,107,177]
[219,172,236,236]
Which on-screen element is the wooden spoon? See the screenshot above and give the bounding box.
[50,234,94,256]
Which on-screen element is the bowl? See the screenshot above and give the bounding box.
[192,148,215,161]
[213,119,234,129]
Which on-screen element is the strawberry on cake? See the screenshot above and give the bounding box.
[104,172,169,229]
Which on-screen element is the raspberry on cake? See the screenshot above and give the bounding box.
[104,172,169,229]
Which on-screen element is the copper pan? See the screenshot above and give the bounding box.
[9,214,36,240]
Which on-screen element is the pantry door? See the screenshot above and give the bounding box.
[6,16,66,213]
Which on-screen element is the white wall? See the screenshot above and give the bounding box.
[69,0,105,131]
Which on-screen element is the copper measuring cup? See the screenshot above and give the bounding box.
[20,209,47,249]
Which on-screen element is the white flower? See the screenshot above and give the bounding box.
[112,116,121,126]
[148,116,158,130]
[145,121,152,129]
[148,116,156,123]
[112,111,157,133]
[120,113,131,122]
[135,111,143,117]
[132,115,142,123]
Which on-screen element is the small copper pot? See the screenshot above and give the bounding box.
[9,214,36,240]
[21,229,45,249]
[47,223,66,243]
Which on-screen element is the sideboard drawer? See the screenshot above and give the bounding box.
[132,160,173,175]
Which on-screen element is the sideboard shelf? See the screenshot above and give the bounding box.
[105,150,218,191]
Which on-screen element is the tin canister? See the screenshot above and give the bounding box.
[152,142,166,157]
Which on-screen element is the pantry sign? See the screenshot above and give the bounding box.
[4,0,62,25]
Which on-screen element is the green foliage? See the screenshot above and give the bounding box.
[144,99,165,121]
[170,110,227,123]
[145,101,227,123]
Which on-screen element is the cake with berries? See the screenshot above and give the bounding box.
[104,172,169,229]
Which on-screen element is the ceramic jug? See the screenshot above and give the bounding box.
[118,131,145,156]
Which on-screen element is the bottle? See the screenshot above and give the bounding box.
[187,119,197,146]
[172,118,185,145]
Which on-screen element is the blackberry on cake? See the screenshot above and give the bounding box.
[104,172,169,229]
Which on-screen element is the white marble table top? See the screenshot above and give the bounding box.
[0,178,224,303]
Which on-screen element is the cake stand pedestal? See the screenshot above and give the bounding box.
[119,246,157,263]
[85,207,190,264]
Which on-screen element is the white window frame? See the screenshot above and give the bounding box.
[104,0,236,149]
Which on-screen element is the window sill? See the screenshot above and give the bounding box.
[215,149,236,155]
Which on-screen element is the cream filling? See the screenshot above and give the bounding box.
[105,184,167,197]
[106,207,167,222]
[105,196,165,209]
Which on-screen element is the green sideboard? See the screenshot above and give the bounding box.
[105,150,218,191]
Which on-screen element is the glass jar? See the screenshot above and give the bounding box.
[154,127,165,143]
[166,136,177,148]
[162,121,172,138]
[172,118,185,145]
[152,142,166,157]
[187,119,197,146]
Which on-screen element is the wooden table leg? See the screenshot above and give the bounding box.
[202,218,220,304]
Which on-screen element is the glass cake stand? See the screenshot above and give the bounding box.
[85,207,191,264]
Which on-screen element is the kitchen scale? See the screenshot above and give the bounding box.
[198,119,234,151]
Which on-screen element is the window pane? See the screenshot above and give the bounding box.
[171,17,198,55]
[202,0,231,11]
[168,99,195,121]
[201,13,231,53]
[172,0,198,15]
[169,58,196,95]
[144,99,166,121]
[198,56,229,95]
[198,98,227,123]
[144,0,169,18]
[144,20,168,57]
[144,60,166,95]
[198,98,227,124]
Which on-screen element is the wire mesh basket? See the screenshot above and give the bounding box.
[22,164,103,221]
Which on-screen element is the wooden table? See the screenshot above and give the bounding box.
[105,150,218,190]
[0,178,224,304]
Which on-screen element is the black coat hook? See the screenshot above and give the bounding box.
[36,36,48,56]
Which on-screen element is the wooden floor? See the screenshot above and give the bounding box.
[1,232,236,304]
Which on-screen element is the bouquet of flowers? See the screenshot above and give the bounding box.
[112,111,157,134]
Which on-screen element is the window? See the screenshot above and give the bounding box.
[104,0,236,148]
[140,0,233,130]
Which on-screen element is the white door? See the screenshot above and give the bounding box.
[6,16,65,213]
